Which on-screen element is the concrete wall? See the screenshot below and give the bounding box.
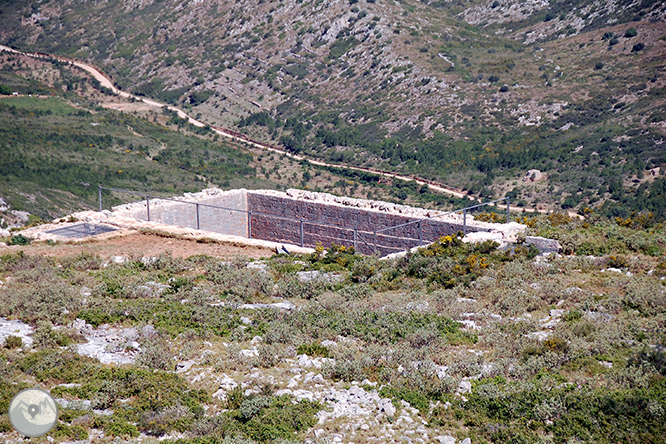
[246,192,490,256]
[113,190,248,237]
[112,188,500,256]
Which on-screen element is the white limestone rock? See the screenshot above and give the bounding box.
[457,380,472,394]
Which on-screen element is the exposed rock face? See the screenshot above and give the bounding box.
[523,169,545,182]
[525,236,562,253]
[0,318,33,348]
[70,319,141,365]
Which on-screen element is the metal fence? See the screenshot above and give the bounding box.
[98,185,510,255]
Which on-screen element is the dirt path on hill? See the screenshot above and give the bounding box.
[1,232,274,260]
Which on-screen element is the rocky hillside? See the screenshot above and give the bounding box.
[0,215,665,444]
[1,0,666,215]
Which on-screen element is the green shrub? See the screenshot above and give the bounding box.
[52,423,89,440]
[437,375,666,444]
[191,394,320,443]
[205,261,273,302]
[18,350,97,383]
[3,335,22,349]
[297,343,331,358]
[337,283,372,300]
[0,264,79,324]
[136,334,175,370]
[0,417,12,433]
[563,310,582,323]
[9,235,30,245]
[606,255,628,268]
[380,386,430,416]
[274,275,327,300]
[106,419,140,438]
[78,298,239,336]
[256,344,281,368]
[60,252,103,271]
[32,322,73,348]
[263,321,297,345]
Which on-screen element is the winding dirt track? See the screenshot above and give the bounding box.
[1,44,559,215]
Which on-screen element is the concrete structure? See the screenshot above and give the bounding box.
[109,188,525,256]
[113,189,248,237]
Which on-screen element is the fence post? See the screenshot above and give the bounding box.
[419,220,423,246]
[506,197,510,223]
[98,185,102,212]
[300,220,304,248]
[146,195,150,221]
[463,209,467,235]
[374,230,377,254]
[353,228,357,250]
[196,203,200,230]
[248,211,252,239]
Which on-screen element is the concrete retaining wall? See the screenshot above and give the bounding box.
[110,188,515,256]
[113,189,248,237]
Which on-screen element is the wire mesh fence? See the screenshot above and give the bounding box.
[98,185,510,256]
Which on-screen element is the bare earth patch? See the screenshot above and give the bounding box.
[2,232,274,260]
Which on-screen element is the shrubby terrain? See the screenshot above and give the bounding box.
[0,212,664,443]
[0,53,438,226]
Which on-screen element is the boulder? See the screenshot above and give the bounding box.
[457,380,472,394]
[524,236,561,253]
[379,399,396,417]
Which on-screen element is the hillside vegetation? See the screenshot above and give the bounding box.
[0,214,664,443]
[0,52,465,225]
[1,0,665,216]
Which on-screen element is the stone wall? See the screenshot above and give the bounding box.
[246,192,491,256]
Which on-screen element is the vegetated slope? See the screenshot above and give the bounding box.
[0,53,467,227]
[0,55,257,222]
[0,214,664,443]
[1,0,665,216]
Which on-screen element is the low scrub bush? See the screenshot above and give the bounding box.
[191,393,320,443]
[3,335,22,349]
[136,333,175,371]
[205,261,273,302]
[78,298,240,336]
[9,235,30,245]
[283,305,465,345]
[297,343,331,358]
[274,275,328,300]
[400,233,537,288]
[433,373,666,443]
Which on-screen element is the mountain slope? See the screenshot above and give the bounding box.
[1,0,665,216]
